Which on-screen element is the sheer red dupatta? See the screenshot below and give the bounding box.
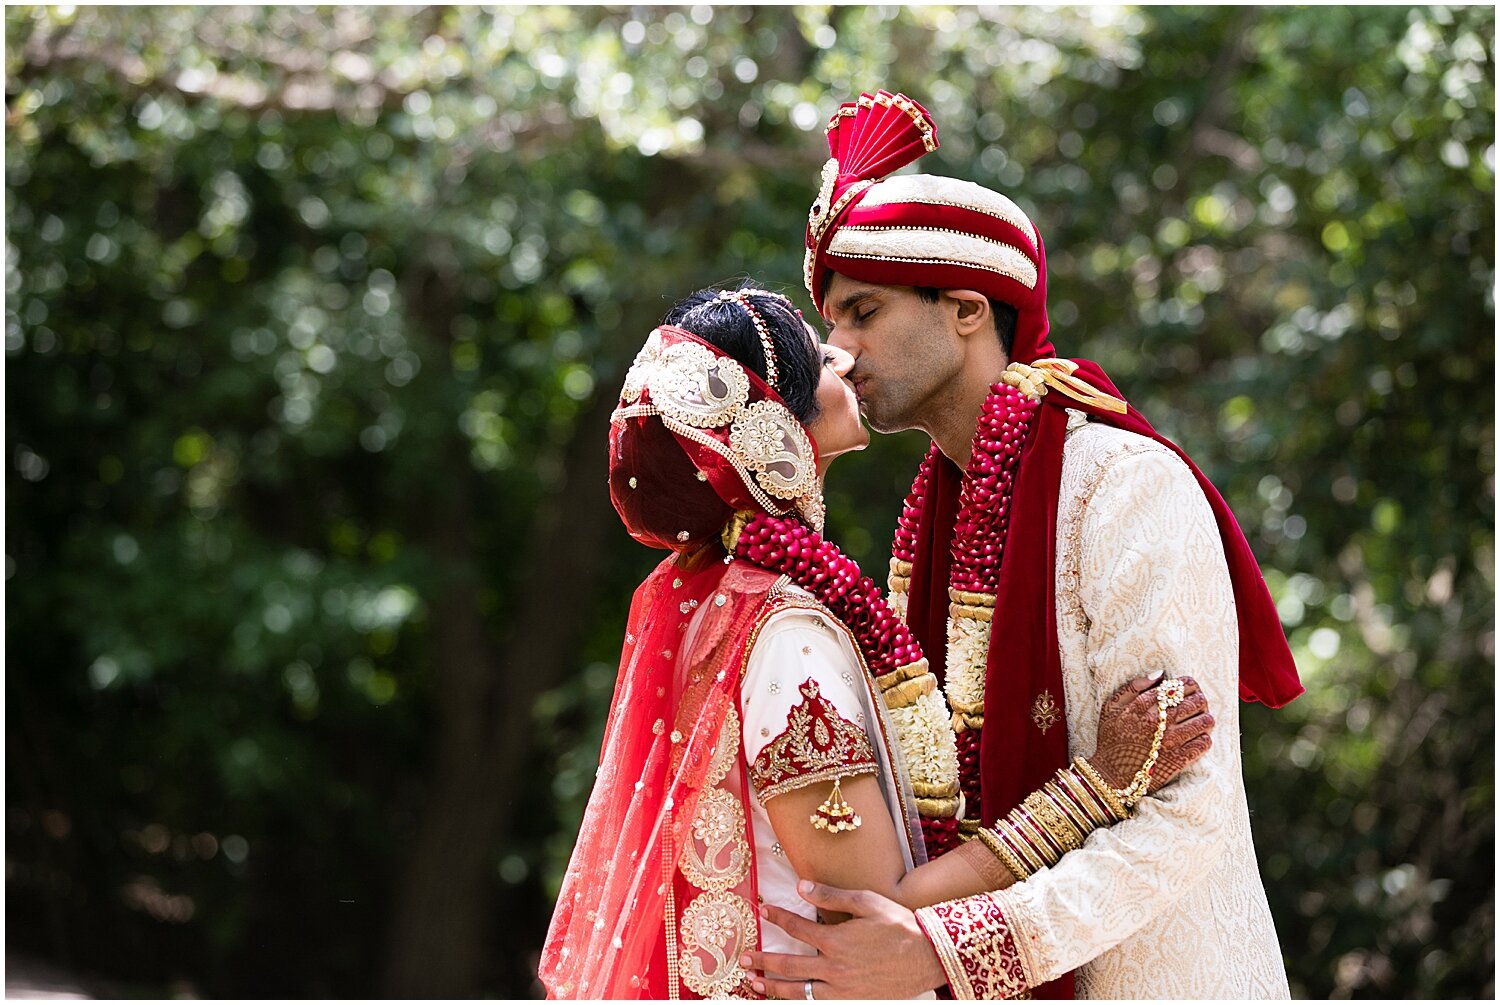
[540,552,781,999]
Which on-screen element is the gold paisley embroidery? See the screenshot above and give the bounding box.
[653,340,752,429]
[679,890,759,998]
[729,399,817,501]
[704,707,739,788]
[679,786,751,894]
[750,678,877,802]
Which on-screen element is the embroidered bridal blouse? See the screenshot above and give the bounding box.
[918,415,1290,999]
[740,586,927,960]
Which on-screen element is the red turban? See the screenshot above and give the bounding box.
[803,90,1055,364]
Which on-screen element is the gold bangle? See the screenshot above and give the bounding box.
[1024,790,1083,854]
[1074,756,1132,821]
[993,819,1048,873]
[976,826,1030,882]
[1056,774,1104,828]
[1006,812,1059,868]
[1070,763,1121,825]
[1058,767,1111,828]
[1041,783,1093,847]
[1008,816,1056,876]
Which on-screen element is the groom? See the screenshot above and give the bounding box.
[744,92,1304,999]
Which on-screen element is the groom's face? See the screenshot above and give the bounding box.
[822,273,960,434]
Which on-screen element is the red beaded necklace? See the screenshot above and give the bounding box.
[735,382,1037,854]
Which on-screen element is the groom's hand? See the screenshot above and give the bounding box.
[741,880,946,999]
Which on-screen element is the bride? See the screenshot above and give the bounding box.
[540,285,1214,999]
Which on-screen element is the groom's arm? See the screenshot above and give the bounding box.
[915,444,1240,997]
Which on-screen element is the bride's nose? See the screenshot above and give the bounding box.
[824,343,855,377]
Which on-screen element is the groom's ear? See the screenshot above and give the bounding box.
[943,289,992,340]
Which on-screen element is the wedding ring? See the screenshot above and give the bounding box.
[804,979,816,1000]
[1159,676,1186,708]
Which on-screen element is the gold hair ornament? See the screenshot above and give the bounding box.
[716,289,787,392]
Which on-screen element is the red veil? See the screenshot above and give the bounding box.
[541,322,824,998]
[540,554,781,997]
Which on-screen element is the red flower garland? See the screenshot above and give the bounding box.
[734,519,922,676]
[895,385,1035,586]
[895,385,1037,823]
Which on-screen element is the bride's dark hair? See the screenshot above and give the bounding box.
[663,284,822,424]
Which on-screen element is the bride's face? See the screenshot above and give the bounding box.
[802,321,869,471]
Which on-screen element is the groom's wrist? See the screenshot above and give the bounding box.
[912,905,962,996]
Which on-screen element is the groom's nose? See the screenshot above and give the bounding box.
[824,343,855,377]
[828,329,858,360]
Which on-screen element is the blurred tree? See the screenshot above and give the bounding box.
[5,4,1492,999]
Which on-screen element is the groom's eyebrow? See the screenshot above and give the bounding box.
[827,288,878,324]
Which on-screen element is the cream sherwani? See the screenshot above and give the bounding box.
[919,413,1289,999]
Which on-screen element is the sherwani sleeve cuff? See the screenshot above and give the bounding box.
[914,890,1037,1000]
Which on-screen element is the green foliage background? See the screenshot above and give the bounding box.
[6,5,1493,998]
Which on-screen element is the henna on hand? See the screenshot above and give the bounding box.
[1090,674,1213,792]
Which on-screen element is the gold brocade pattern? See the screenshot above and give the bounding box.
[749,678,878,802]
[914,894,1030,1000]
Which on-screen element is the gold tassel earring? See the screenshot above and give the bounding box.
[811,777,862,833]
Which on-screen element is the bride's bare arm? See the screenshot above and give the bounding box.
[766,674,1214,914]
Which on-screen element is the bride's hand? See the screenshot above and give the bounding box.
[1088,674,1213,794]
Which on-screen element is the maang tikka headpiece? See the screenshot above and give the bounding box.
[713,288,784,392]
